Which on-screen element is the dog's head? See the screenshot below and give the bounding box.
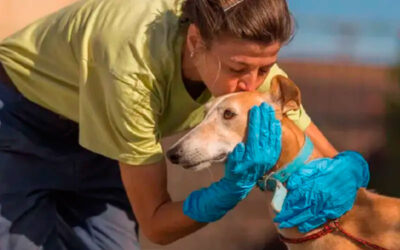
[166,75,302,170]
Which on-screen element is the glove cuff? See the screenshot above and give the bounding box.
[183,179,253,222]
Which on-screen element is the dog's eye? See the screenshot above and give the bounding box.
[223,109,236,120]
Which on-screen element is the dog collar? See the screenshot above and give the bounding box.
[258,135,314,191]
[258,136,314,212]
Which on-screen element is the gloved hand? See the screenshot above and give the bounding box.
[274,151,370,233]
[224,102,282,187]
[183,103,282,222]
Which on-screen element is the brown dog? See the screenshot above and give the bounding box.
[167,76,400,249]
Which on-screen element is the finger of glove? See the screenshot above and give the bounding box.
[281,200,327,228]
[266,107,282,163]
[285,161,328,190]
[297,217,327,233]
[274,205,311,224]
[285,170,314,190]
[259,103,282,168]
[334,151,370,188]
[286,156,363,192]
[228,142,246,162]
[273,189,314,223]
[258,102,274,148]
[259,103,273,150]
[277,209,315,229]
[276,191,323,228]
[277,190,328,228]
[244,106,261,162]
[227,143,246,173]
[271,119,282,158]
[322,192,357,219]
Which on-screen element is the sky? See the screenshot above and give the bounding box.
[280,0,400,65]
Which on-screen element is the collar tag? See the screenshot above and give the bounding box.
[271,180,288,213]
[258,174,287,212]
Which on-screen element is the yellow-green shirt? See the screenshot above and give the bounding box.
[0,0,310,165]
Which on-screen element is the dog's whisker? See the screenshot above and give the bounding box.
[206,166,216,182]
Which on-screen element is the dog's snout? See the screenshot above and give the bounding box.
[167,146,182,164]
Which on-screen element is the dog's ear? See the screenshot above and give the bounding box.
[270,75,301,114]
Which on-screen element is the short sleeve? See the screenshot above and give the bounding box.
[257,64,312,131]
[79,63,163,165]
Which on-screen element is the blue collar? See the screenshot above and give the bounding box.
[258,135,314,191]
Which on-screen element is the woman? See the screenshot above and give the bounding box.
[0,0,369,249]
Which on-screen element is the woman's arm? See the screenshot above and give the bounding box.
[119,160,207,245]
[305,121,338,157]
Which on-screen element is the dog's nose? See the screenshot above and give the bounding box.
[167,146,182,164]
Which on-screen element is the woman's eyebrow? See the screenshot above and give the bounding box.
[229,58,276,68]
[229,58,249,66]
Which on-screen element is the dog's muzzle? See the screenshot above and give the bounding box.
[166,146,182,165]
[167,144,228,170]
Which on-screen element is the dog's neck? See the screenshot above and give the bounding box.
[270,117,325,239]
[274,117,323,170]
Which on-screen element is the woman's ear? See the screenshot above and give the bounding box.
[186,24,207,54]
[269,75,301,114]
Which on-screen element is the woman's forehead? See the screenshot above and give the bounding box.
[210,38,281,63]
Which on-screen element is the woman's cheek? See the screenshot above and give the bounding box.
[224,80,240,94]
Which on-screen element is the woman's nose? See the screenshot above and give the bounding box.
[237,72,258,91]
[237,81,248,91]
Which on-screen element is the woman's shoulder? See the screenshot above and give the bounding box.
[257,64,288,93]
[85,0,183,78]
[85,0,182,27]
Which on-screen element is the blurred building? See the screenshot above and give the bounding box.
[280,1,400,198]
[280,60,400,200]
[280,60,397,154]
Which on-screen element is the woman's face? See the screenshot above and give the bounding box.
[193,34,281,97]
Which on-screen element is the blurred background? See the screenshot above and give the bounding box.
[1,0,399,249]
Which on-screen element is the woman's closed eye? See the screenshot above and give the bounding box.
[228,67,247,74]
[228,65,270,77]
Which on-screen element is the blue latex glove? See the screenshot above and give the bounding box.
[183,103,282,222]
[274,151,370,233]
